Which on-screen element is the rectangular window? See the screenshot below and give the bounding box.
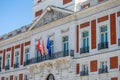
[100,26,108,43]
[80,32,89,54]
[25,48,30,61]
[14,76,18,80]
[15,52,19,64]
[24,75,27,80]
[99,61,108,73]
[50,40,54,54]
[82,65,88,72]
[98,25,108,50]
[63,36,69,56]
[0,57,2,71]
[6,78,9,80]
[81,64,88,76]
[63,36,69,51]
[82,32,89,48]
[6,54,10,66]
[100,61,107,69]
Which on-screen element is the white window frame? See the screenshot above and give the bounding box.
[6,77,9,80]
[62,36,69,51]
[5,53,11,66]
[82,31,89,48]
[61,28,69,52]
[24,47,30,61]
[14,51,20,65]
[100,61,107,69]
[81,64,88,72]
[14,48,20,66]
[14,76,18,80]
[79,26,90,51]
[24,75,28,80]
[99,25,108,43]
[97,20,110,47]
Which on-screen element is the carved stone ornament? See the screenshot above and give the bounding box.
[33,9,70,29]
[54,57,71,71]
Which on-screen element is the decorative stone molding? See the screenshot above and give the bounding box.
[61,27,69,33]
[48,32,55,37]
[27,57,72,79]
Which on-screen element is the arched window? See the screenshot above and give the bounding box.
[47,74,55,80]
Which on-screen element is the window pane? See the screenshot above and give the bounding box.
[50,40,54,54]
[101,26,107,32]
[87,38,89,47]
[83,39,86,47]
[83,32,88,37]
[37,51,40,57]
[105,33,108,42]
[67,42,69,50]
[63,36,69,51]
[101,34,104,43]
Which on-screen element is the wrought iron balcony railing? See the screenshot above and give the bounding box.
[5,65,10,70]
[24,50,74,66]
[118,39,120,46]
[98,42,108,50]
[80,47,89,54]
[98,67,108,74]
[14,63,19,68]
[80,70,89,76]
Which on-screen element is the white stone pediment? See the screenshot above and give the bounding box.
[28,6,73,30]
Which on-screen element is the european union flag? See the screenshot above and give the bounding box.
[47,37,51,56]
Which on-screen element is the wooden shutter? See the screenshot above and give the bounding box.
[91,20,96,49]
[63,0,72,5]
[110,13,116,45]
[19,74,23,80]
[20,44,24,65]
[76,25,79,53]
[76,63,80,74]
[10,75,13,80]
[110,56,118,69]
[2,50,5,69]
[11,47,14,67]
[111,77,118,80]
[90,60,98,72]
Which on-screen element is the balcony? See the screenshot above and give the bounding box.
[80,70,89,76]
[98,67,108,74]
[24,50,74,66]
[118,39,120,46]
[5,65,10,70]
[98,42,108,50]
[80,47,89,54]
[14,63,19,68]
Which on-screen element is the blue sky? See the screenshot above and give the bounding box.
[0,0,33,36]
